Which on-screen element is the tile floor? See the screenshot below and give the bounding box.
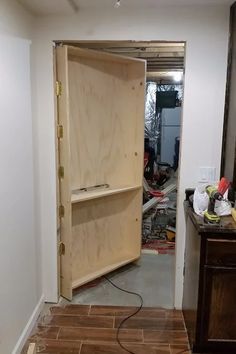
[23,304,190,354]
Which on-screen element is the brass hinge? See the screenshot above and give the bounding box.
[58,166,64,178]
[56,81,62,96]
[59,242,65,256]
[57,125,63,139]
[58,205,65,218]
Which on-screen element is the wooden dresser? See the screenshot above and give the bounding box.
[183,201,236,353]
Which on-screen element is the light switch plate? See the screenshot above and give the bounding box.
[199,167,216,183]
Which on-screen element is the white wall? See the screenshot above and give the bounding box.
[0,1,43,353]
[0,0,31,37]
[32,4,230,306]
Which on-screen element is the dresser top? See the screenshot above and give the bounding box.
[184,201,236,235]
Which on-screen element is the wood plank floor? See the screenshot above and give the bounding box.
[22,305,190,354]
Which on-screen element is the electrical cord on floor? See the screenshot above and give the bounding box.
[103,276,143,354]
[104,276,189,354]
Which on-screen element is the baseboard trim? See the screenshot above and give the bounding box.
[12,294,44,354]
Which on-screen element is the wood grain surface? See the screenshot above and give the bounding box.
[71,191,142,288]
[56,45,145,298]
[22,304,189,354]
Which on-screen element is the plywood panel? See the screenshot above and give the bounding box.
[68,45,147,64]
[56,46,145,297]
[68,48,145,191]
[56,46,73,300]
[71,190,142,287]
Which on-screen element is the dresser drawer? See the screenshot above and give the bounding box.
[206,239,236,266]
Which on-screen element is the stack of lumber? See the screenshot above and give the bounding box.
[143,183,176,214]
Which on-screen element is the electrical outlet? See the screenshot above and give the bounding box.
[199,167,216,184]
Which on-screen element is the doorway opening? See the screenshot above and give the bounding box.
[55,41,185,308]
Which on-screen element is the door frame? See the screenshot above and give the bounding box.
[53,40,186,305]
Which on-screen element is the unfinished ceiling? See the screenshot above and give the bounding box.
[63,41,185,83]
[18,0,233,16]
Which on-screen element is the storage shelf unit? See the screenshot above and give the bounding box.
[55,45,146,300]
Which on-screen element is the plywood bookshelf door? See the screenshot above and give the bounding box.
[55,45,146,300]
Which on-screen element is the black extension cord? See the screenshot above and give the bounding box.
[103,275,189,354]
[103,276,143,354]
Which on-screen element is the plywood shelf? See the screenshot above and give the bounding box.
[71,185,141,204]
[72,254,139,290]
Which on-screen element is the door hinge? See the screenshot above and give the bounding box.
[57,125,63,139]
[58,166,64,178]
[56,81,62,96]
[58,205,65,218]
[59,242,65,256]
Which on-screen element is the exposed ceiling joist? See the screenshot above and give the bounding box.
[82,47,185,54]
[61,41,185,82]
[147,57,184,61]
[147,60,184,64]
[114,52,184,59]
[146,72,183,84]
[103,52,184,60]
[148,63,184,67]
[148,69,183,72]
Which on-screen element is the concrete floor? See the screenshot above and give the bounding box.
[61,254,175,308]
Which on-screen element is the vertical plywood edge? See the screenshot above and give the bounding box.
[131,61,145,258]
[53,46,61,300]
[127,60,146,188]
[137,188,143,259]
[125,58,145,253]
[55,45,73,300]
[141,61,146,186]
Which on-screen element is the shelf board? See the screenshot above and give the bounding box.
[71,185,141,204]
[72,254,140,290]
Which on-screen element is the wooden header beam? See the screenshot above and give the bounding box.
[60,40,185,49]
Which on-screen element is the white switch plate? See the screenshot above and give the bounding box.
[199,167,216,183]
